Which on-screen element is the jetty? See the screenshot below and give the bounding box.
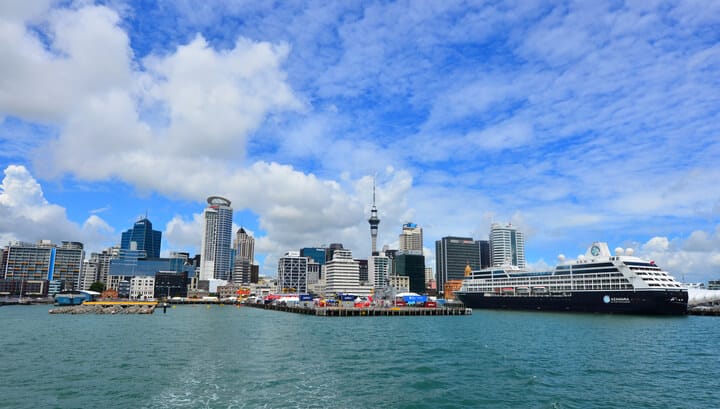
[49,301,157,314]
[244,302,471,316]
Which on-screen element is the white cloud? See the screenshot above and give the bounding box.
[164,213,204,254]
[0,165,114,253]
[637,230,720,283]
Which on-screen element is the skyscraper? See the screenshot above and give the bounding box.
[232,227,255,284]
[199,196,233,281]
[399,222,423,254]
[489,223,526,268]
[120,217,162,258]
[368,180,380,256]
[235,227,254,262]
[435,236,480,295]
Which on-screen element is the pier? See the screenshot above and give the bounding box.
[243,302,472,316]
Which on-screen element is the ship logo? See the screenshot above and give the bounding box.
[603,295,611,304]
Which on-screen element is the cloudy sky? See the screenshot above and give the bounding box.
[1,0,719,282]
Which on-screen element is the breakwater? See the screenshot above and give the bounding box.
[49,301,157,314]
[243,302,471,316]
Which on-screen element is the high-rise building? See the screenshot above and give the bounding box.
[90,247,117,285]
[2,240,84,290]
[121,217,162,259]
[277,251,308,293]
[394,253,426,294]
[399,223,423,254]
[232,227,255,285]
[435,236,480,295]
[368,255,390,289]
[489,223,525,268]
[325,249,372,296]
[235,227,254,262]
[368,180,380,256]
[477,240,491,269]
[199,196,233,281]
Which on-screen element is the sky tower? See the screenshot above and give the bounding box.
[368,178,380,256]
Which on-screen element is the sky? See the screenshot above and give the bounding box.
[1,0,719,282]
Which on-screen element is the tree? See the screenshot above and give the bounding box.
[89,282,106,292]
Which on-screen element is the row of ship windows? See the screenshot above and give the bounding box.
[468,284,635,292]
[476,278,632,286]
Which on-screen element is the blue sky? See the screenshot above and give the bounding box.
[1,0,719,282]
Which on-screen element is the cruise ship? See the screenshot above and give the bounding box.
[455,242,688,315]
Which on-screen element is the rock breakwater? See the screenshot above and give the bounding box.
[49,304,156,314]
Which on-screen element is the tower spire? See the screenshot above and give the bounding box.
[368,176,381,256]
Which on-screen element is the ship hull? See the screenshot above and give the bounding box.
[455,289,688,315]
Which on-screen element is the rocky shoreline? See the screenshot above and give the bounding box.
[49,304,156,314]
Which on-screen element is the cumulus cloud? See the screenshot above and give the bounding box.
[164,213,204,253]
[637,230,720,283]
[0,165,114,252]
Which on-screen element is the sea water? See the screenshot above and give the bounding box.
[1,305,718,408]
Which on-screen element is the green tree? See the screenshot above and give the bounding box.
[89,282,106,292]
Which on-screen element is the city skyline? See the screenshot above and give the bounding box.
[0,2,719,282]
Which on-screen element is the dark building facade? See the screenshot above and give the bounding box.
[154,271,189,299]
[356,259,369,283]
[394,253,426,294]
[477,240,491,269]
[435,237,480,295]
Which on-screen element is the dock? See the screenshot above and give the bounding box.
[243,302,471,316]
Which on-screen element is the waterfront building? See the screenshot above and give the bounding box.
[130,275,155,299]
[89,247,117,285]
[490,222,525,268]
[80,260,97,290]
[3,240,84,290]
[277,251,308,293]
[154,271,188,299]
[199,196,233,281]
[232,228,255,285]
[0,279,48,296]
[394,252,426,294]
[368,180,381,256]
[435,236,480,295]
[121,217,162,259]
[425,267,433,286]
[388,275,410,294]
[368,255,390,289]
[399,222,423,253]
[325,249,372,296]
[108,256,192,279]
[307,260,321,284]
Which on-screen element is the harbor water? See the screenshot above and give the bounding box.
[1,305,718,408]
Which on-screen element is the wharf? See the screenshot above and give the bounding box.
[244,302,472,316]
[688,306,720,316]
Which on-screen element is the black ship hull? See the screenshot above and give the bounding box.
[455,289,688,315]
